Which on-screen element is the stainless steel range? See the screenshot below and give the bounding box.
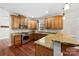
[21,32,29,44]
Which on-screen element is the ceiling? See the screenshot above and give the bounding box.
[0,3,64,18]
[0,3,79,18]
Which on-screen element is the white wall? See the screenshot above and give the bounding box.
[0,8,11,46]
[63,9,79,36]
[63,11,76,35]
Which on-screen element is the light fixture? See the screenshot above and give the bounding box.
[31,16,34,18]
[45,11,48,14]
[63,16,65,20]
[64,3,70,10]
[63,3,70,20]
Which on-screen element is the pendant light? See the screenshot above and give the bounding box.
[63,3,70,20]
[64,3,70,11]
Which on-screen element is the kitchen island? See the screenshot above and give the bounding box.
[35,32,79,56]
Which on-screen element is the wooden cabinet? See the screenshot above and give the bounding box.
[35,44,53,56]
[54,16,63,29]
[11,15,20,29]
[28,20,38,30]
[29,33,47,41]
[11,15,28,29]
[44,17,53,29]
[20,15,27,26]
[20,15,26,25]
[61,43,75,53]
[44,15,63,29]
[12,34,22,46]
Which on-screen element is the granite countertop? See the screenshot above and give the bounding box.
[35,32,79,49]
[12,33,22,36]
[35,36,54,49]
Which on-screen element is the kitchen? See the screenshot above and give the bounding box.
[0,3,79,56]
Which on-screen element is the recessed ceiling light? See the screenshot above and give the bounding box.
[31,16,34,18]
[45,11,48,14]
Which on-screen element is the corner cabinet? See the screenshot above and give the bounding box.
[44,15,63,29]
[11,15,20,29]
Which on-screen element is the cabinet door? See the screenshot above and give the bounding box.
[44,17,52,29]
[59,16,63,29]
[51,17,54,29]
[54,16,59,29]
[54,16,63,29]
[28,20,38,29]
[12,34,22,46]
[25,18,28,27]
[11,15,20,29]
[14,35,22,46]
[20,15,26,25]
[28,20,31,29]
[47,18,52,29]
[44,18,48,29]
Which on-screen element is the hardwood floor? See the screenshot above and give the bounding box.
[0,39,79,56]
[0,39,35,56]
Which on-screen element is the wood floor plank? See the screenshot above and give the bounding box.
[0,39,35,56]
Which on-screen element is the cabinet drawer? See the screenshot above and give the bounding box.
[15,42,21,45]
[15,39,21,42]
[15,40,21,43]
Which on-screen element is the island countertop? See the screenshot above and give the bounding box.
[35,32,79,49]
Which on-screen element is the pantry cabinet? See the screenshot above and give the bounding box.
[44,15,63,29]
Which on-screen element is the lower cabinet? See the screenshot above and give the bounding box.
[61,43,75,56]
[35,44,53,56]
[11,34,22,46]
[29,33,47,41]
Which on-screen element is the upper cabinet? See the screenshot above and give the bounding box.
[11,15,28,29]
[44,17,54,29]
[11,15,63,30]
[20,15,26,26]
[54,16,63,29]
[44,15,63,29]
[19,15,28,29]
[28,20,38,30]
[11,15,20,29]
